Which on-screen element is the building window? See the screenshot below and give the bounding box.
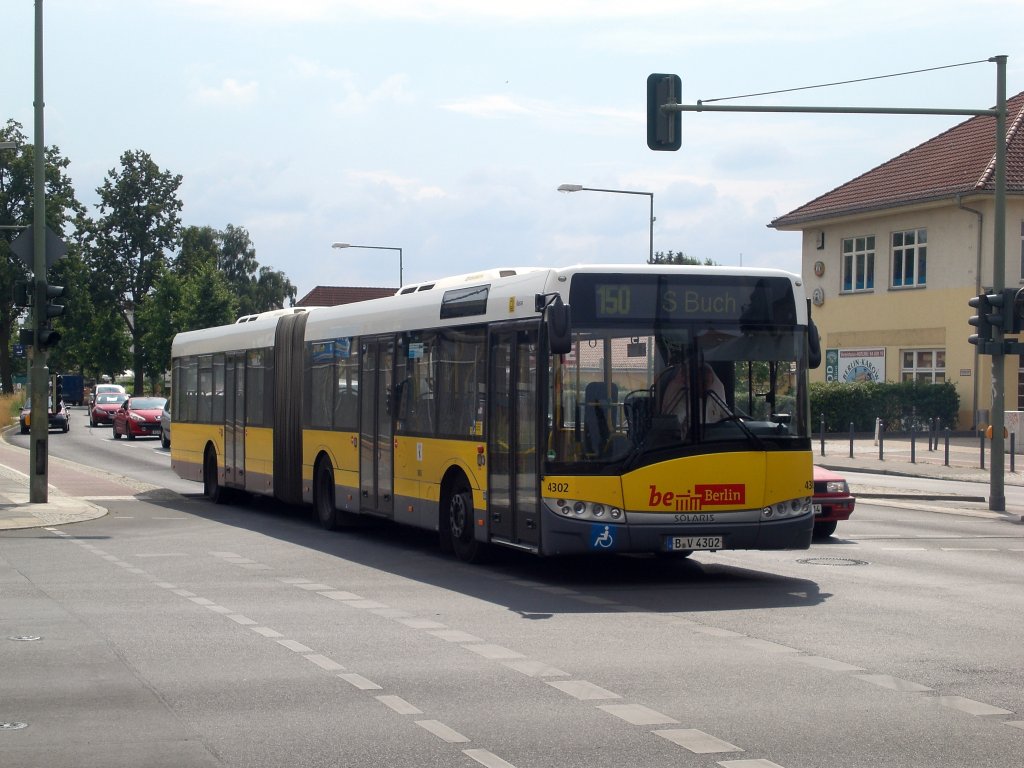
[841,236,875,292]
[891,228,927,288]
[901,349,944,383]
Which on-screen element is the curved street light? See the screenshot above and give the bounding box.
[332,242,403,287]
[558,184,655,263]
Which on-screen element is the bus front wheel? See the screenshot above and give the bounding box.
[446,482,485,563]
[203,446,225,504]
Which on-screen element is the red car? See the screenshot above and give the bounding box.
[112,396,168,440]
[89,392,128,427]
[812,465,856,538]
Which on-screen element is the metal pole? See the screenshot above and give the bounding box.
[988,54,1008,511]
[819,413,825,456]
[910,424,916,464]
[944,427,950,466]
[849,422,854,458]
[878,421,884,461]
[29,0,49,503]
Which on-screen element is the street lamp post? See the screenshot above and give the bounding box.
[557,184,655,263]
[331,242,403,287]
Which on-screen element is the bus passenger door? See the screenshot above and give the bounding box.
[488,327,539,548]
[359,337,394,517]
[224,352,245,488]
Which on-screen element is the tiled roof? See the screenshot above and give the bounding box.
[770,90,1024,229]
[296,285,397,307]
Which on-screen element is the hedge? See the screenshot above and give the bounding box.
[809,380,959,433]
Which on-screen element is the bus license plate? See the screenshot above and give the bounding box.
[668,536,722,551]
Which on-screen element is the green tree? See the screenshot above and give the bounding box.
[83,150,183,395]
[648,250,718,266]
[0,119,83,393]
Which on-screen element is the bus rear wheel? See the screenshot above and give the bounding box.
[446,482,485,563]
[314,458,339,530]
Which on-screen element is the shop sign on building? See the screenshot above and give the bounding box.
[825,347,886,383]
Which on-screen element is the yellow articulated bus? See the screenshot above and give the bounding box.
[170,264,821,561]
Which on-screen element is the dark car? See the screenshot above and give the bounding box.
[90,392,129,427]
[160,402,171,449]
[20,398,70,434]
[812,465,856,538]
[112,396,168,440]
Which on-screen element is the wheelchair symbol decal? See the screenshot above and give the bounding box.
[591,524,614,549]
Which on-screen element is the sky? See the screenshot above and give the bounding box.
[3,1,1024,303]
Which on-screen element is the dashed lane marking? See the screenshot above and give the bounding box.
[463,748,518,768]
[546,680,620,700]
[338,673,382,690]
[597,704,678,726]
[654,729,744,754]
[415,720,469,743]
[376,695,422,715]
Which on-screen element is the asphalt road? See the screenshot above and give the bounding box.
[2,412,1022,767]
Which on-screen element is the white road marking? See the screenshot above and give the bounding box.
[937,696,1013,716]
[338,673,382,690]
[188,597,215,606]
[226,614,257,625]
[376,695,422,715]
[346,599,389,609]
[940,547,999,551]
[546,680,620,700]
[396,618,447,629]
[296,583,335,591]
[277,639,314,653]
[597,704,677,725]
[172,589,197,597]
[691,626,746,638]
[278,577,312,584]
[415,720,469,743]
[855,674,932,692]
[793,656,865,672]
[318,590,363,601]
[739,639,799,653]
[134,553,188,557]
[429,629,483,643]
[1004,720,1024,730]
[251,627,283,638]
[305,654,345,671]
[155,582,177,589]
[205,605,233,614]
[654,728,743,753]
[462,644,524,660]
[464,748,518,768]
[502,660,569,678]
[718,760,787,768]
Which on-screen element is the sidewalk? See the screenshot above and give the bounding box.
[0,430,149,531]
[1,430,1021,532]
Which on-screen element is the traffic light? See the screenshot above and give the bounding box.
[968,293,993,347]
[647,73,682,151]
[36,283,66,349]
[13,280,31,307]
[986,288,1018,333]
[52,374,64,407]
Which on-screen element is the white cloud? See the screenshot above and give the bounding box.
[194,78,259,106]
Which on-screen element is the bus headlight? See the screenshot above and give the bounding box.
[760,496,811,521]
[547,498,627,523]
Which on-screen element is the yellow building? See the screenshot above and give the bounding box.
[771,90,1024,430]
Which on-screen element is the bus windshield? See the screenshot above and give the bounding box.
[546,273,811,472]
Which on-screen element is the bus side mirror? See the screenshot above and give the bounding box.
[538,294,572,355]
[808,318,821,369]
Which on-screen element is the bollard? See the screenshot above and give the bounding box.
[1012,433,1016,473]
[944,427,950,466]
[849,422,855,459]
[820,413,825,457]
[980,431,986,470]
[878,421,884,461]
[910,424,916,464]
[929,419,936,451]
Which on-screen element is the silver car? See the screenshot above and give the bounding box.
[160,403,171,448]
